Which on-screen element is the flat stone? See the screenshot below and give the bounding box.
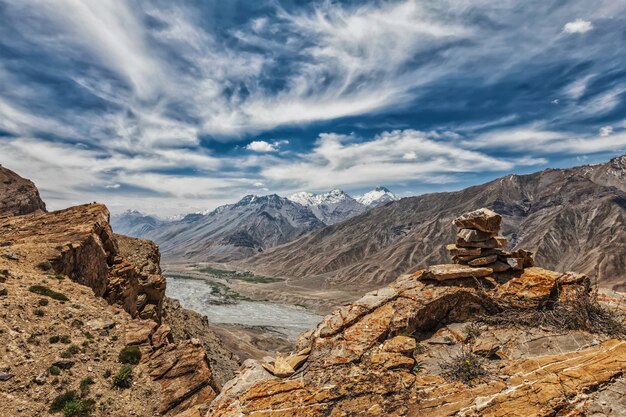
[456,237,499,249]
[488,261,511,272]
[1,252,19,261]
[421,264,493,281]
[506,257,524,270]
[0,371,13,381]
[468,255,498,266]
[447,244,482,256]
[457,228,495,243]
[453,208,501,233]
[86,318,116,331]
[52,359,74,369]
[0,241,13,247]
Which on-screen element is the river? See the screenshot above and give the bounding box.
[164,272,323,341]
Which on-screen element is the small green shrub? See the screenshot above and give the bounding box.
[49,365,61,376]
[118,345,142,365]
[38,298,49,306]
[62,398,95,417]
[50,390,77,412]
[36,261,53,271]
[49,335,60,343]
[84,332,94,340]
[34,309,45,317]
[61,344,80,358]
[103,369,111,378]
[28,285,68,301]
[79,376,95,396]
[60,335,71,344]
[112,365,133,388]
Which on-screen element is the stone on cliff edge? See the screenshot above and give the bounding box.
[453,208,501,233]
[0,165,47,217]
[421,264,493,281]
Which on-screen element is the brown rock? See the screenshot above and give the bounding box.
[422,264,493,281]
[456,237,504,249]
[149,341,218,415]
[488,261,511,272]
[457,228,495,243]
[453,208,501,233]
[468,255,498,266]
[125,320,158,346]
[0,165,46,217]
[152,324,173,349]
[506,257,524,270]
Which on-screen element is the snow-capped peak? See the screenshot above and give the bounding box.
[356,187,399,207]
[288,189,350,206]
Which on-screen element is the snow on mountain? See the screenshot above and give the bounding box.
[287,189,366,225]
[356,187,399,207]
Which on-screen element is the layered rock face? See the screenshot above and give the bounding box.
[0,203,165,321]
[208,209,626,417]
[0,200,229,416]
[0,165,46,216]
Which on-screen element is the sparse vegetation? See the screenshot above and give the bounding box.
[62,398,95,417]
[112,365,133,388]
[84,332,94,340]
[103,370,112,378]
[38,298,49,306]
[197,266,283,284]
[482,289,625,337]
[463,323,482,343]
[118,345,142,365]
[28,285,68,301]
[36,261,53,271]
[50,390,78,412]
[50,335,60,343]
[60,335,71,344]
[79,377,95,396]
[49,365,61,376]
[61,344,80,358]
[34,308,45,316]
[412,360,425,373]
[440,348,487,385]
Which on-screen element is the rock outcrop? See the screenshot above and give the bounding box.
[0,195,226,416]
[0,165,46,216]
[208,209,626,416]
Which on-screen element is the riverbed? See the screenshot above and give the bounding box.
[164,272,323,341]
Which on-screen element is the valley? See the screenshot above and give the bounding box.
[163,265,327,359]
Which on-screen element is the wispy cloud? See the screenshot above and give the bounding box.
[0,0,625,214]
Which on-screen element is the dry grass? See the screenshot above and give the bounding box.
[482,289,625,337]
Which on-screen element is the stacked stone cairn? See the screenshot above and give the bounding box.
[423,208,534,281]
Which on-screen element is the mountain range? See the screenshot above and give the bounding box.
[244,155,626,292]
[111,187,398,261]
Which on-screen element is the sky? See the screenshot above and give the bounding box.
[1,0,625,216]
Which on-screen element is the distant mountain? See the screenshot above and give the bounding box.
[287,189,367,225]
[114,194,324,262]
[355,186,399,207]
[111,210,164,237]
[245,155,626,292]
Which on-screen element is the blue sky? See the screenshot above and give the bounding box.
[1,0,625,216]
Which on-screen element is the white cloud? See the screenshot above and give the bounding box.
[599,126,614,137]
[246,141,279,152]
[563,19,593,34]
[467,124,626,154]
[259,130,538,190]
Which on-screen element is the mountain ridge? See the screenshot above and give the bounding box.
[243,155,626,292]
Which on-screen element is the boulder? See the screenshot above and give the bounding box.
[453,208,501,233]
[457,228,495,243]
